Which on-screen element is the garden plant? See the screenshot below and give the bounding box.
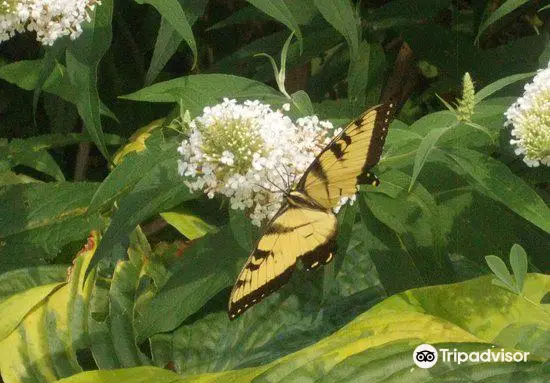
[0,0,549,382]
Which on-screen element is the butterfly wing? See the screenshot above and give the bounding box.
[297,103,394,209]
[228,205,337,319]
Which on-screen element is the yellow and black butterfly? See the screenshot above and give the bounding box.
[228,103,395,319]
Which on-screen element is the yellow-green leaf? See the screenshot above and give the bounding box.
[0,282,64,342]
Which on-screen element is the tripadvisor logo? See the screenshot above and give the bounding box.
[413,344,529,369]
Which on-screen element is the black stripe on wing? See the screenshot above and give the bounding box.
[301,237,337,271]
[228,259,295,320]
[364,102,394,168]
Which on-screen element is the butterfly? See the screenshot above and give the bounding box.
[228,103,395,319]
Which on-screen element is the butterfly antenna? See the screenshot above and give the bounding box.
[282,163,295,188]
[274,166,290,191]
[282,163,297,186]
[254,182,284,195]
[264,173,287,195]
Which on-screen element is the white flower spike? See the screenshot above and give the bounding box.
[0,0,100,45]
[177,99,344,226]
[505,61,550,167]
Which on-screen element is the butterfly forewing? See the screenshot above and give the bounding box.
[297,103,394,209]
[228,205,337,319]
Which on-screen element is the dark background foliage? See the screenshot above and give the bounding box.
[0,0,549,382]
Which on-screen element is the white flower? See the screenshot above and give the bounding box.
[505,61,550,167]
[177,99,351,226]
[0,0,99,45]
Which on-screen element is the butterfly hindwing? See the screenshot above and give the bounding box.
[228,205,337,319]
[297,103,393,208]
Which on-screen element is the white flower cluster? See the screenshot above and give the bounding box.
[505,61,550,167]
[0,0,99,45]
[178,99,346,226]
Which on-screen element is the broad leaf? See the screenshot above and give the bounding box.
[409,125,453,191]
[66,0,114,160]
[90,138,196,270]
[247,0,303,51]
[152,274,550,381]
[0,231,154,382]
[474,71,535,104]
[360,170,452,288]
[0,282,63,342]
[0,182,104,270]
[347,41,385,113]
[135,226,248,340]
[313,0,359,57]
[121,74,286,116]
[443,147,550,234]
[135,0,198,68]
[0,265,67,304]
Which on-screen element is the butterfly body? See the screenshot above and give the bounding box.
[228,103,394,319]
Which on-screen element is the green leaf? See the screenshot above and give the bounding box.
[291,90,314,115]
[331,203,358,276]
[90,141,196,271]
[55,367,181,383]
[66,0,114,160]
[152,274,550,381]
[413,98,512,149]
[160,206,219,240]
[121,74,286,115]
[229,209,259,252]
[0,282,64,342]
[247,0,303,52]
[443,147,550,234]
[360,170,452,288]
[0,170,38,185]
[347,41,385,113]
[485,255,518,293]
[9,148,65,181]
[145,0,208,85]
[135,226,247,340]
[474,71,536,104]
[313,0,359,57]
[89,132,172,213]
[144,19,182,86]
[0,265,67,304]
[0,233,152,380]
[464,121,495,142]
[108,239,151,367]
[0,60,116,119]
[438,186,549,278]
[476,0,531,41]
[510,244,528,293]
[436,93,456,112]
[135,0,198,69]
[0,182,104,270]
[33,39,68,119]
[409,126,452,191]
